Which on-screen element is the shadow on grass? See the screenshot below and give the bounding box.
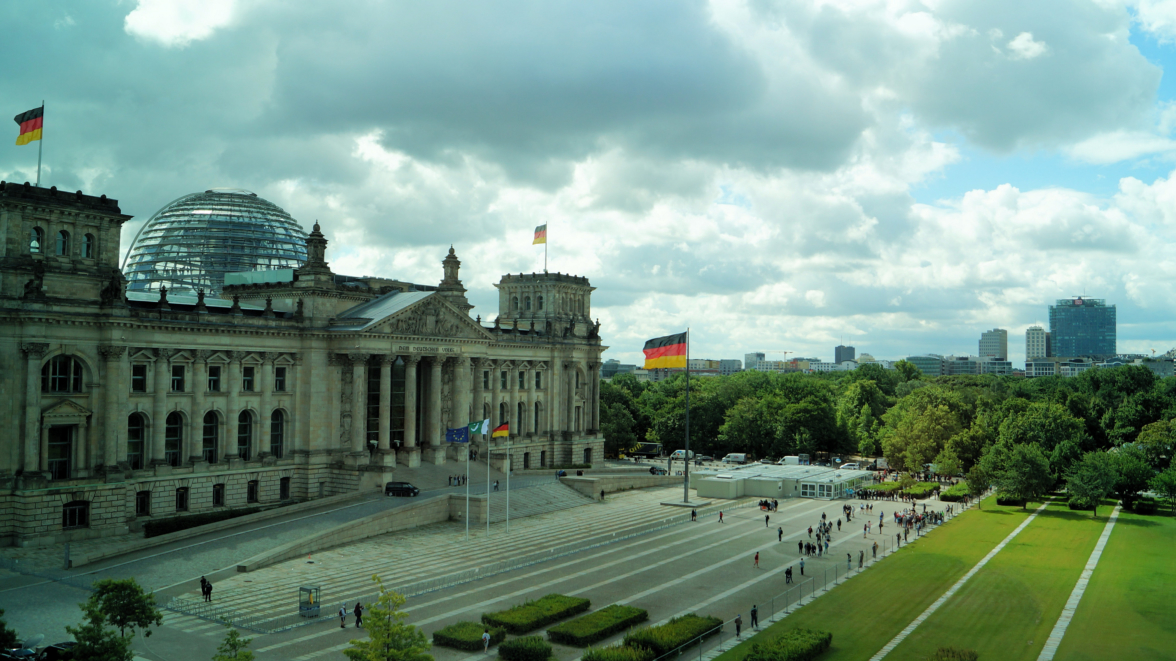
[1036,508,1108,523]
[1114,517,1163,528]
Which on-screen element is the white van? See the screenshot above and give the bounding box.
[721,453,748,464]
[670,450,695,460]
[777,455,800,465]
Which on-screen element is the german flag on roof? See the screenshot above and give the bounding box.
[14,106,42,146]
[643,332,687,369]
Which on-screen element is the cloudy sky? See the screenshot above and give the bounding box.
[7,1,1176,367]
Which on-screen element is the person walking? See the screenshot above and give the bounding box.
[199,577,209,602]
[205,581,213,602]
[750,605,759,629]
[799,557,805,576]
[859,550,864,568]
[837,519,841,531]
[864,523,868,538]
[798,540,803,555]
[691,509,697,522]
[483,629,492,652]
[719,511,724,523]
[786,566,793,583]
[872,541,878,559]
[354,602,364,628]
[765,514,770,527]
[735,613,743,638]
[600,489,605,501]
[753,552,760,568]
[847,553,852,571]
[339,606,347,628]
[494,480,499,491]
[778,526,783,542]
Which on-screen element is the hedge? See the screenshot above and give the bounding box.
[548,605,649,647]
[996,495,1026,507]
[142,507,264,537]
[903,482,941,498]
[582,645,656,661]
[938,482,968,502]
[433,621,506,651]
[621,614,723,656]
[744,629,832,661]
[1067,498,1093,511]
[482,594,592,634]
[1134,497,1159,515]
[929,648,978,661]
[499,636,552,661]
[866,482,904,492]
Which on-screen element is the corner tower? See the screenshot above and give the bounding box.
[495,272,594,333]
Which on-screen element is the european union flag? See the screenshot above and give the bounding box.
[446,426,470,443]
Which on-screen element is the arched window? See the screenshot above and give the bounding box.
[537,294,544,311]
[82,233,95,259]
[237,410,253,461]
[270,410,285,459]
[534,402,541,433]
[517,402,526,434]
[499,402,508,427]
[55,230,70,256]
[41,355,84,393]
[164,412,183,466]
[525,296,531,311]
[511,296,519,311]
[127,413,147,470]
[202,412,219,463]
[483,403,491,422]
[29,227,43,254]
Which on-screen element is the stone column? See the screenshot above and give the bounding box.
[190,351,208,463]
[226,352,242,460]
[422,356,445,465]
[151,348,173,466]
[550,359,562,436]
[398,355,421,467]
[74,421,87,477]
[489,360,501,436]
[98,346,126,471]
[509,363,520,437]
[21,343,48,473]
[449,356,471,462]
[565,361,575,436]
[472,358,485,447]
[377,356,391,451]
[259,353,273,458]
[349,353,368,460]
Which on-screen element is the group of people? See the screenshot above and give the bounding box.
[448,474,467,486]
[758,499,779,511]
[199,576,213,602]
[340,602,364,628]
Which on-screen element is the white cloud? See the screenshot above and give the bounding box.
[1066,130,1176,163]
[1006,31,1048,59]
[124,0,238,47]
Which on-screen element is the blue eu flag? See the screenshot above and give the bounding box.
[446,426,470,443]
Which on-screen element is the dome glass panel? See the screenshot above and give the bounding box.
[122,189,308,295]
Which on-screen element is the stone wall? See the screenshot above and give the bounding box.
[559,474,683,500]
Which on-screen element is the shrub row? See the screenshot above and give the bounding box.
[996,495,1026,507]
[867,482,904,492]
[142,507,264,537]
[744,629,832,661]
[1067,498,1093,511]
[1133,497,1159,515]
[938,482,968,502]
[548,605,649,647]
[432,621,506,651]
[903,482,941,498]
[929,647,979,661]
[499,636,552,661]
[621,614,723,656]
[582,645,656,661]
[482,594,591,634]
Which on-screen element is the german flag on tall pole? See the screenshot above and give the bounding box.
[14,103,44,187]
[533,224,548,273]
[643,330,692,502]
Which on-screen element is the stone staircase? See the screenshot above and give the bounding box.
[170,487,753,631]
[488,482,594,522]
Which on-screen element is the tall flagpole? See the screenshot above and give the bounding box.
[506,434,511,533]
[465,441,470,541]
[487,430,491,538]
[684,328,690,503]
[544,223,548,273]
[36,101,43,187]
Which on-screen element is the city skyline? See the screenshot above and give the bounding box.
[5,2,1176,371]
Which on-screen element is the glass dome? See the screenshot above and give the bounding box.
[122,189,309,295]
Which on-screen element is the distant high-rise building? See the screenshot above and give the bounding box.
[744,352,765,370]
[1049,297,1116,358]
[905,355,945,377]
[1025,326,1047,360]
[835,345,855,363]
[979,329,1008,359]
[719,359,742,376]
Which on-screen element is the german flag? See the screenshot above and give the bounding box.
[14,106,43,146]
[533,224,547,245]
[643,332,687,369]
[492,422,510,437]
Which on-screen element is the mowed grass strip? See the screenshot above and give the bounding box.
[1052,510,1176,661]
[713,496,1033,661]
[887,499,1107,661]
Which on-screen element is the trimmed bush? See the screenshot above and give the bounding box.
[867,482,904,492]
[938,482,968,502]
[1134,497,1159,515]
[582,645,656,661]
[996,495,1026,507]
[548,605,649,647]
[482,594,591,634]
[1068,498,1093,511]
[929,647,979,661]
[903,482,941,498]
[433,621,506,651]
[621,614,723,656]
[142,507,264,537]
[744,629,832,661]
[499,636,552,661]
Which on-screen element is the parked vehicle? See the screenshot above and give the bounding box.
[670,449,695,460]
[696,455,714,462]
[649,466,668,475]
[777,455,800,465]
[384,481,421,497]
[839,462,861,470]
[721,453,749,464]
[36,642,75,661]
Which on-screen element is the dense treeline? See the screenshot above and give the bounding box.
[600,363,1176,510]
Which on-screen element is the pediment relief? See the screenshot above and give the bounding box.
[378,297,491,340]
[43,399,91,421]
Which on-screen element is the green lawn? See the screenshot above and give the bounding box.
[1052,510,1176,661]
[887,499,1108,660]
[712,496,1034,661]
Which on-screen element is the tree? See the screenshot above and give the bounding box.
[1065,452,1117,517]
[87,578,162,638]
[883,404,962,472]
[966,464,991,508]
[1109,446,1155,509]
[997,402,1088,453]
[994,443,1053,508]
[600,402,638,456]
[343,576,432,661]
[894,360,921,383]
[1048,439,1083,479]
[67,602,134,661]
[1149,466,1176,513]
[0,608,18,650]
[933,446,962,480]
[1134,419,1175,469]
[212,624,255,661]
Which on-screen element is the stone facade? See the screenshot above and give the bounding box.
[0,182,605,546]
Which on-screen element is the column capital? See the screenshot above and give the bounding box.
[373,354,393,366]
[21,342,49,358]
[291,353,304,366]
[154,348,177,361]
[259,351,276,364]
[228,350,246,362]
[98,345,127,360]
[195,349,214,362]
[348,352,370,364]
[404,354,421,367]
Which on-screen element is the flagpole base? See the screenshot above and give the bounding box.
[397,448,422,468]
[421,447,447,465]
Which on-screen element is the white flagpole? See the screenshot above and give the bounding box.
[465,437,470,541]
[36,101,43,187]
[486,424,491,538]
[506,432,511,533]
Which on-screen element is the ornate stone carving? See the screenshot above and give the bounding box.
[99,272,124,306]
[196,289,208,313]
[195,349,213,362]
[98,345,126,360]
[228,351,246,362]
[259,352,274,364]
[23,261,46,300]
[21,342,49,358]
[327,353,345,367]
[158,286,171,311]
[154,348,176,360]
[385,302,478,339]
[291,353,303,366]
[348,352,369,364]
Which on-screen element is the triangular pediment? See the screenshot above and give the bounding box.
[376,295,492,340]
[43,399,91,420]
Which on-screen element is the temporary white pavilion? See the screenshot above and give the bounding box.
[694,463,874,500]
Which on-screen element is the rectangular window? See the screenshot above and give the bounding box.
[280,477,291,501]
[175,487,189,512]
[207,365,221,392]
[535,371,542,389]
[47,426,72,480]
[367,365,380,445]
[135,490,151,516]
[212,483,225,507]
[482,370,489,390]
[62,501,89,529]
[247,480,259,503]
[274,366,287,392]
[171,365,185,392]
[500,371,507,389]
[131,364,148,392]
[519,371,526,389]
[242,366,255,391]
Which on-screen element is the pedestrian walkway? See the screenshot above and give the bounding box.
[488,482,594,522]
[1036,504,1122,661]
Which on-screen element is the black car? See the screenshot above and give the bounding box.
[384,481,420,497]
[37,643,75,661]
[649,466,667,475]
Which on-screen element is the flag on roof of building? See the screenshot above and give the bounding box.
[533,224,547,245]
[14,106,42,146]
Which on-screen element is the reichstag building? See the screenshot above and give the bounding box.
[0,183,605,547]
